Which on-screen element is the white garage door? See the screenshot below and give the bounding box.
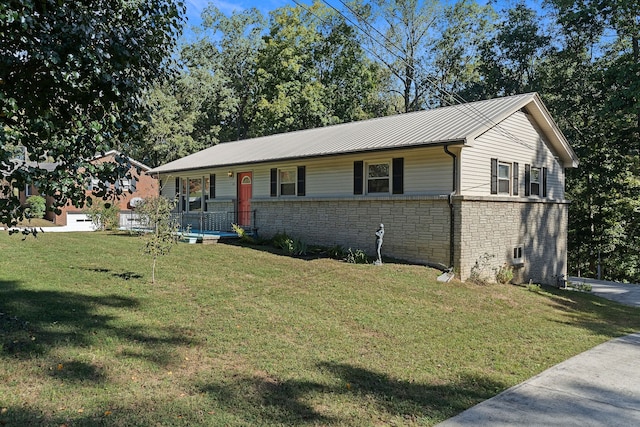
[65,213,98,231]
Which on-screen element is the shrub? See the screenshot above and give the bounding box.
[495,264,514,284]
[271,232,307,256]
[567,281,592,292]
[232,223,255,244]
[326,244,346,260]
[271,232,291,249]
[346,248,368,264]
[86,200,119,230]
[25,195,46,219]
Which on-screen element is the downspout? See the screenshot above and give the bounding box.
[443,145,457,270]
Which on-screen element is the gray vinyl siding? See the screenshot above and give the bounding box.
[460,110,565,199]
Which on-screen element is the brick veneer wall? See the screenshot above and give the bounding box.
[252,196,451,267]
[453,196,568,285]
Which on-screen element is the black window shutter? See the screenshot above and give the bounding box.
[542,167,548,197]
[513,162,519,196]
[392,158,404,195]
[175,177,180,198]
[524,164,531,197]
[297,166,306,196]
[270,168,278,197]
[354,161,364,195]
[490,158,498,194]
[210,174,216,199]
[159,179,163,196]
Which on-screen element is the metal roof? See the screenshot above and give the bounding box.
[151,93,578,174]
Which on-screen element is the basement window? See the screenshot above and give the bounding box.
[513,246,524,265]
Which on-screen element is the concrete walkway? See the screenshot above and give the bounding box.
[438,279,640,427]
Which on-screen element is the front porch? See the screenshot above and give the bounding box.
[170,210,257,239]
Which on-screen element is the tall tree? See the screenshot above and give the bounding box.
[253,2,389,135]
[133,71,219,168]
[542,0,640,280]
[463,2,550,100]
[347,0,442,112]
[181,5,266,142]
[431,0,496,106]
[0,0,184,228]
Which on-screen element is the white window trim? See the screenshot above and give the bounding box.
[530,167,541,196]
[498,162,511,195]
[279,167,297,196]
[366,161,391,195]
[513,246,524,265]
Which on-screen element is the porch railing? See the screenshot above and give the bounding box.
[170,210,256,234]
[118,210,147,231]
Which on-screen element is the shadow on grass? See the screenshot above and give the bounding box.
[531,286,640,337]
[198,362,506,425]
[74,266,143,280]
[0,280,195,367]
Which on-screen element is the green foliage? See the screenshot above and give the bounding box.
[136,196,179,284]
[567,281,593,292]
[348,0,443,112]
[345,248,369,264]
[0,0,184,228]
[326,244,346,260]
[495,264,514,285]
[25,195,46,219]
[232,223,256,244]
[526,283,542,293]
[272,232,308,256]
[85,200,119,231]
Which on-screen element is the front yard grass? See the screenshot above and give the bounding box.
[1,232,639,426]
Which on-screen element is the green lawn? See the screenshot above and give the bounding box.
[1,232,639,426]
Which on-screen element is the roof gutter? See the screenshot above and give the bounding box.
[443,145,457,270]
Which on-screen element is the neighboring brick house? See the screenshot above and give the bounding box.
[150,93,579,284]
[51,150,158,230]
[10,150,157,230]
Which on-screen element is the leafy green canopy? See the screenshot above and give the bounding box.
[0,0,184,228]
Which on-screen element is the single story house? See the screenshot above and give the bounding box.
[150,93,579,284]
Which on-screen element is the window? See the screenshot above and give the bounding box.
[530,167,541,196]
[513,246,524,264]
[270,167,305,197]
[498,162,510,194]
[367,163,390,194]
[118,178,133,192]
[525,165,548,197]
[354,159,403,195]
[25,184,32,197]
[279,168,296,196]
[188,178,202,211]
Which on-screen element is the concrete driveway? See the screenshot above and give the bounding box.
[568,276,640,308]
[438,278,640,427]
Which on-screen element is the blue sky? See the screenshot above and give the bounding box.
[183,0,288,33]
[182,0,545,41]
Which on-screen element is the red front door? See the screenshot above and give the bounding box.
[237,172,252,226]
